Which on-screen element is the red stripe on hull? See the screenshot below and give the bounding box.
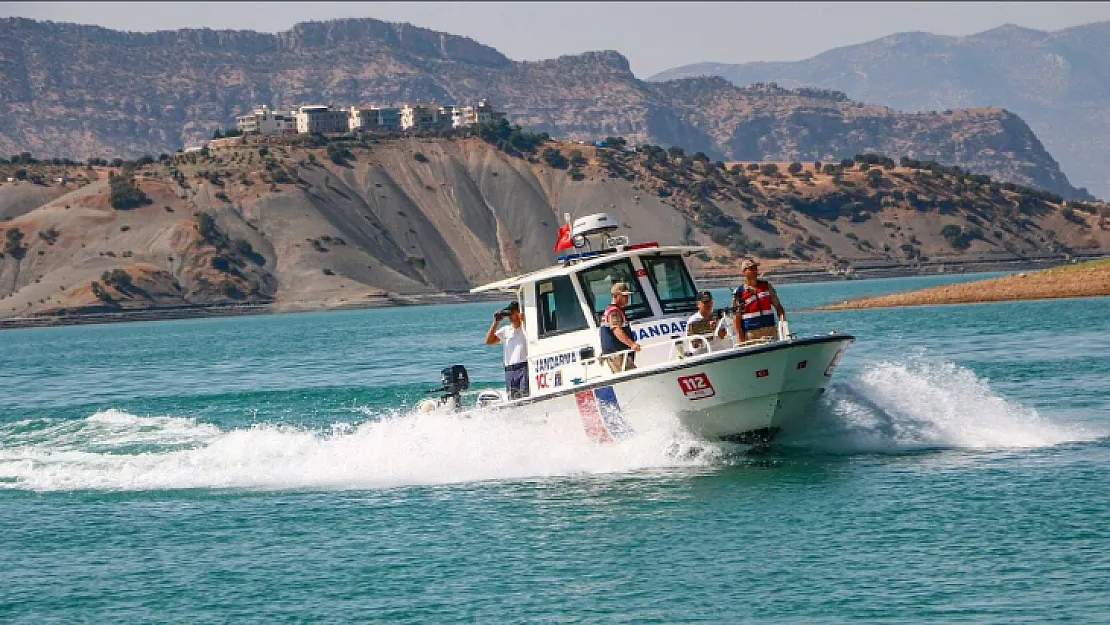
[575,390,613,443]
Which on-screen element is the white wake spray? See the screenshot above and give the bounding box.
[1,358,1099,492]
[785,358,1101,453]
[0,404,720,492]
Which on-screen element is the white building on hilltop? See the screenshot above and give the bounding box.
[349,105,402,132]
[400,103,443,131]
[236,105,296,135]
[295,105,349,134]
[454,99,504,128]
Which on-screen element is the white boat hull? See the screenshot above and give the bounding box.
[503,334,854,445]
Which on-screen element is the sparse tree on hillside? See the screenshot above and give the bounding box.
[101,268,133,291]
[542,147,569,169]
[4,228,27,259]
[108,172,149,210]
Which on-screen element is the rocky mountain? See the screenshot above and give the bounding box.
[0,17,1090,199]
[650,22,1110,199]
[2,134,1106,320]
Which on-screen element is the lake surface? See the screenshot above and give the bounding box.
[2,272,1108,623]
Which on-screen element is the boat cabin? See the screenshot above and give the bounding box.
[472,213,741,400]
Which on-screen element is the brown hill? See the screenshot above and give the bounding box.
[0,17,1089,199]
[651,22,1110,200]
[1,132,1107,321]
[815,259,1110,310]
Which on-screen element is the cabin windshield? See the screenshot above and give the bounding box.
[642,254,699,315]
[576,258,653,322]
[535,275,589,337]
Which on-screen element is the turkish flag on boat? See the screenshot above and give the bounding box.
[553,223,574,252]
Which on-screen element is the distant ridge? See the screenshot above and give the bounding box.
[650,21,1110,199]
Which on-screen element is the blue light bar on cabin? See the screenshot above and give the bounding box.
[557,249,605,263]
[557,242,660,264]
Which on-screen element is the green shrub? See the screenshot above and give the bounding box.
[413,152,428,163]
[473,119,549,156]
[1061,208,1086,226]
[211,254,234,273]
[328,145,354,166]
[542,148,569,169]
[940,224,980,250]
[220,279,244,299]
[108,172,149,210]
[90,281,112,302]
[232,238,264,265]
[747,214,778,234]
[4,228,26,259]
[101,268,133,291]
[197,213,224,245]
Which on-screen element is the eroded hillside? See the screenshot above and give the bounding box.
[1,134,1107,319]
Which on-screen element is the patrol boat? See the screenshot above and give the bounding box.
[417,213,854,447]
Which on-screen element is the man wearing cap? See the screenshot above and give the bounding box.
[686,290,729,356]
[599,281,641,373]
[731,259,786,342]
[485,301,530,399]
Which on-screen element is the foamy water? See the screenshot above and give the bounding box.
[784,357,1100,453]
[0,403,720,492]
[0,358,1098,492]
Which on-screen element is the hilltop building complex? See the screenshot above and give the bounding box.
[236,100,504,136]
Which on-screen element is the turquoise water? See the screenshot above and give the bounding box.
[2,272,1109,622]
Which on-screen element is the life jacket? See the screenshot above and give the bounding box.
[735,280,777,331]
[599,304,632,355]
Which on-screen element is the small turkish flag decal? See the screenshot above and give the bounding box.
[797,361,808,369]
[635,268,647,277]
[756,369,769,378]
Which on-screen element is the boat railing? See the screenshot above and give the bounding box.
[576,325,779,383]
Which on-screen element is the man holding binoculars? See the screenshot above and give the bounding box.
[484,301,530,399]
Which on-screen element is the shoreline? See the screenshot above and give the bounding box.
[0,291,507,330]
[2,255,1103,331]
[813,258,1110,311]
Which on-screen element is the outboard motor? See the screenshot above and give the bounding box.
[424,364,470,410]
[439,365,470,399]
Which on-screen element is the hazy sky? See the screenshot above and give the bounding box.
[4,2,1110,77]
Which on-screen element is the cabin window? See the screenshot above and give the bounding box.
[642,255,698,315]
[536,275,589,337]
[576,259,652,322]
